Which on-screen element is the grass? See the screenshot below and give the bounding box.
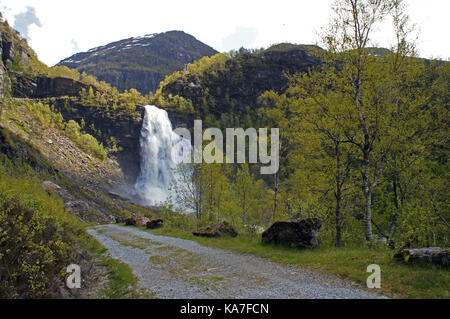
[99,258,137,298]
[80,232,154,299]
[141,226,449,299]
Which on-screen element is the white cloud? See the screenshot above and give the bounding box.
[13,6,42,41]
[0,0,448,65]
[222,27,259,52]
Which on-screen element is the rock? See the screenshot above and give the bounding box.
[146,219,164,229]
[193,221,238,238]
[64,201,90,216]
[42,181,62,194]
[135,216,150,227]
[394,247,449,267]
[262,218,322,249]
[108,191,122,200]
[124,218,136,226]
[115,216,126,224]
[42,181,74,202]
[108,191,131,202]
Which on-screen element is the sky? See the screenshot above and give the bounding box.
[0,0,448,66]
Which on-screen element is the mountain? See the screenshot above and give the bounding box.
[153,44,322,125]
[57,31,218,94]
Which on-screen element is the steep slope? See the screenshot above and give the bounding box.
[57,31,218,94]
[0,14,39,96]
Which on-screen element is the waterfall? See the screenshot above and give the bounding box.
[134,105,191,205]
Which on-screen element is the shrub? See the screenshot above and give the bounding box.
[0,175,84,298]
[64,120,107,161]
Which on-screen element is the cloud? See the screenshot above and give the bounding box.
[13,6,42,41]
[0,1,12,18]
[222,27,258,51]
[71,39,80,52]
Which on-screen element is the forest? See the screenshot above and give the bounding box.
[156,0,449,251]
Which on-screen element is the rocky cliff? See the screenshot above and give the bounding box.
[0,15,36,96]
[13,74,92,98]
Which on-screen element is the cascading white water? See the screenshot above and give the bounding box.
[134,105,191,205]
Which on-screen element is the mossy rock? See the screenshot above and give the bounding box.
[394,247,449,267]
[193,221,238,238]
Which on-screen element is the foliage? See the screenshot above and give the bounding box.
[0,159,85,298]
[64,120,107,161]
[151,45,319,127]
[6,98,108,161]
[168,162,272,237]
[25,102,64,129]
[255,0,449,247]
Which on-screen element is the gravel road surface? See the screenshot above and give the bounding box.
[87,224,387,299]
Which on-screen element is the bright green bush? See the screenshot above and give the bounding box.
[26,102,64,129]
[0,174,84,298]
[64,120,107,161]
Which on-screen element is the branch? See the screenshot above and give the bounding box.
[371,154,387,192]
[371,218,389,239]
[431,201,450,230]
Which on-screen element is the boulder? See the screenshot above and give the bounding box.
[64,201,90,217]
[193,221,238,238]
[124,218,136,226]
[262,218,322,249]
[42,181,61,193]
[146,219,164,229]
[115,216,126,224]
[135,216,151,227]
[394,247,449,267]
[42,181,74,202]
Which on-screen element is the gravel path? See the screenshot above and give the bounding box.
[87,224,387,299]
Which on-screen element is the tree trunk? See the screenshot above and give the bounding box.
[363,149,373,243]
[335,143,343,247]
[388,175,400,239]
[335,190,342,247]
[273,171,279,221]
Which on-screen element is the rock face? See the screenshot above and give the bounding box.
[37,76,89,98]
[12,75,90,98]
[57,30,218,94]
[146,219,164,229]
[0,18,34,97]
[262,218,322,249]
[193,221,238,238]
[394,247,449,267]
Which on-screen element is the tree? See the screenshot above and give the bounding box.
[232,163,271,235]
[321,0,418,243]
[169,163,204,218]
[261,73,358,246]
